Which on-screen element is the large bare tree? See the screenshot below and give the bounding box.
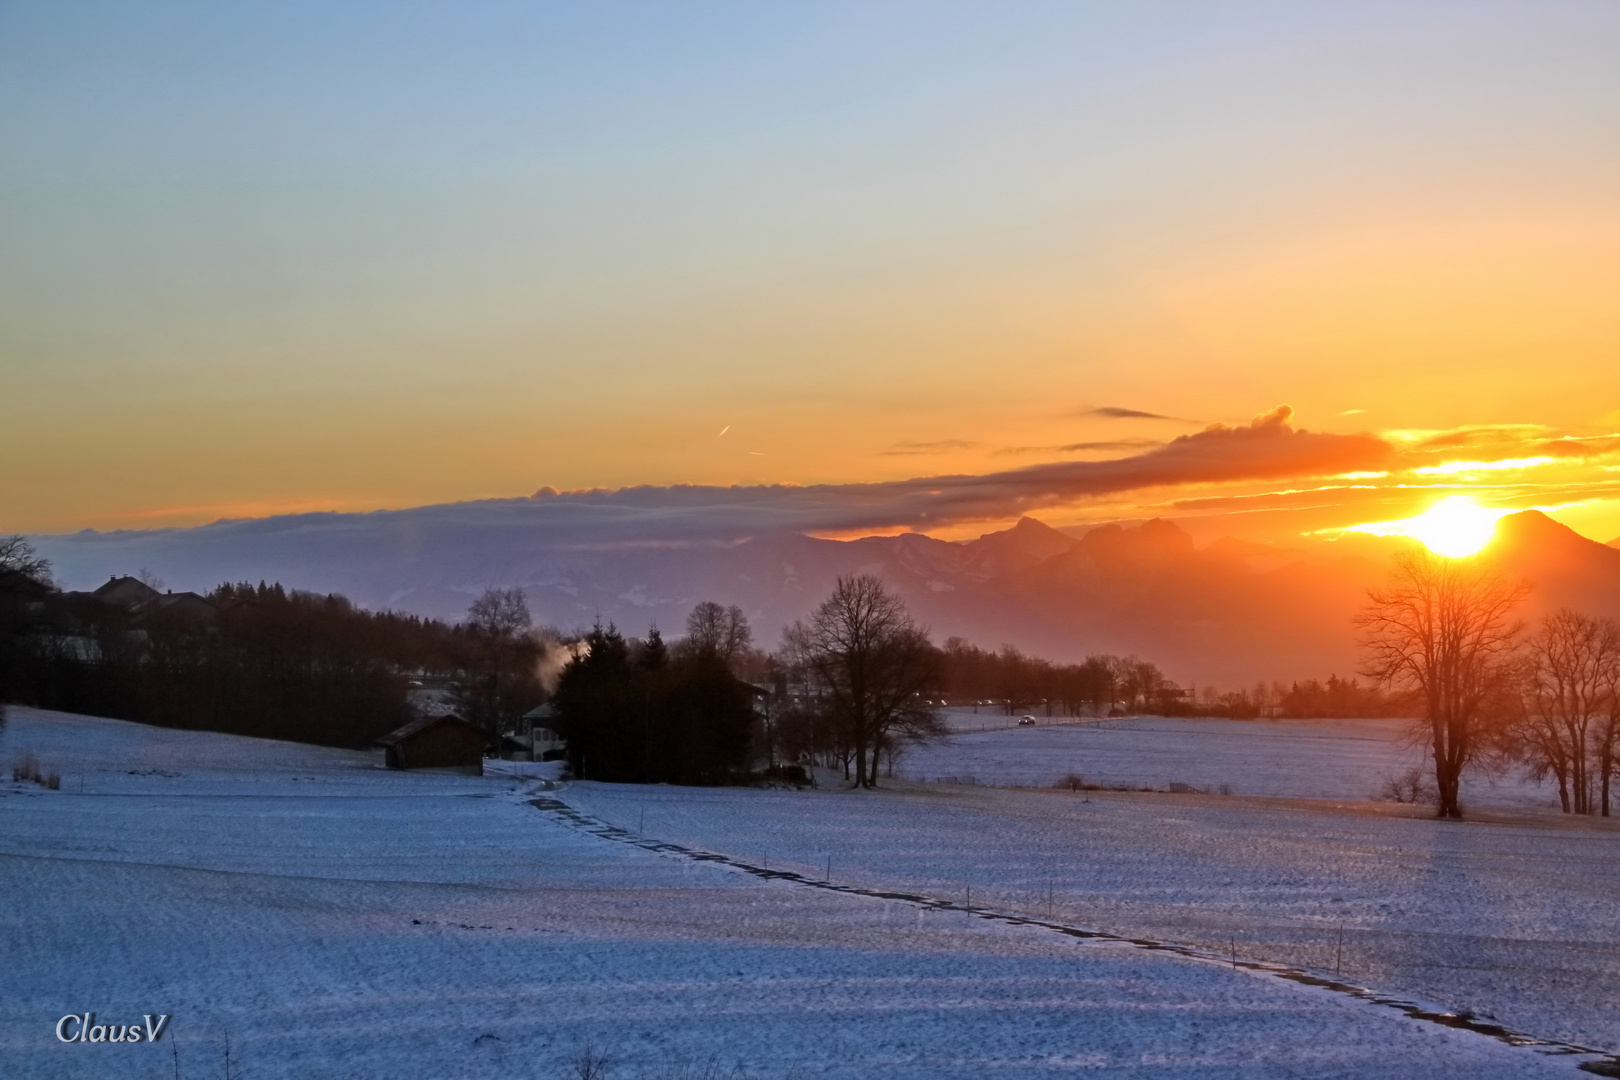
[683,601,751,664]
[1510,609,1620,815]
[460,586,535,733]
[783,575,942,788]
[1357,549,1528,819]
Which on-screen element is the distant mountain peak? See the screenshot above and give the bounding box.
[1491,509,1598,553]
[1077,517,1195,559]
[969,516,1074,556]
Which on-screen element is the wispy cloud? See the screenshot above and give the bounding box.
[1390,425,1620,466]
[1078,406,1188,421]
[1412,457,1556,476]
[511,404,1393,539]
[993,439,1162,456]
[878,439,983,456]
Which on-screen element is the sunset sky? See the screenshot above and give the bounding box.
[3,2,1619,546]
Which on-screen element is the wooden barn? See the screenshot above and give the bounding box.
[375,715,492,772]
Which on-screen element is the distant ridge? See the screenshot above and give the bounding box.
[29,506,1620,688]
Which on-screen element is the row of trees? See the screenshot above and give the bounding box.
[1358,549,1620,819]
[551,585,945,789]
[1191,676,1399,720]
[935,641,1397,720]
[0,538,548,747]
[551,557,1620,813]
[935,641,1176,716]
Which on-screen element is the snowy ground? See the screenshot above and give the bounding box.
[905,711,1558,810]
[565,776,1620,1058]
[3,707,1617,1079]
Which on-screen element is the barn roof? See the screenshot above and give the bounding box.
[375,714,493,748]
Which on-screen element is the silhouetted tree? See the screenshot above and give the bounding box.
[1275,675,1396,719]
[551,614,754,785]
[1357,549,1528,819]
[1078,655,1120,714]
[1507,609,1620,815]
[0,537,56,703]
[682,601,751,665]
[782,575,943,788]
[457,586,540,735]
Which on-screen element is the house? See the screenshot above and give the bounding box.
[375,714,493,772]
[512,703,566,761]
[131,591,218,627]
[91,575,161,608]
[80,576,217,626]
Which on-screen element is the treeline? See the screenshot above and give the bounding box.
[0,542,546,747]
[932,640,1399,719]
[1203,675,1402,720]
[1,531,1412,789]
[935,639,1171,716]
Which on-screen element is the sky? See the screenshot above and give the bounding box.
[3,1,1619,544]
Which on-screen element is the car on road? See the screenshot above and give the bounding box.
[1017,716,1036,726]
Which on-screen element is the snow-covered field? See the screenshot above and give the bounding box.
[3,706,1618,1078]
[905,711,1557,809]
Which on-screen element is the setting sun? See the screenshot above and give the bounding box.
[1348,495,1512,558]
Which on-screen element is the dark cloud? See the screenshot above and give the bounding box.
[514,405,1391,539]
[1081,406,1188,421]
[39,408,1394,587]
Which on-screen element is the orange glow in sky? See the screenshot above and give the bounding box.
[1347,495,1515,558]
[2,7,1619,544]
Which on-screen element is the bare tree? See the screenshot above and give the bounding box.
[1602,648,1620,818]
[1509,610,1620,815]
[782,575,942,788]
[683,601,751,664]
[460,587,535,733]
[1077,654,1119,715]
[0,536,53,589]
[1357,549,1528,819]
[468,587,531,641]
[1118,657,1165,715]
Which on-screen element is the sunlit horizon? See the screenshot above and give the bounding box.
[1345,494,1516,558]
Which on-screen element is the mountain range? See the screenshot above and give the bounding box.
[32,506,1620,688]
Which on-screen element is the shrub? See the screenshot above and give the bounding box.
[1377,767,1436,805]
[11,752,59,789]
[12,752,39,784]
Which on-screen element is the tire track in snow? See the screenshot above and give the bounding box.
[527,793,1620,1077]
